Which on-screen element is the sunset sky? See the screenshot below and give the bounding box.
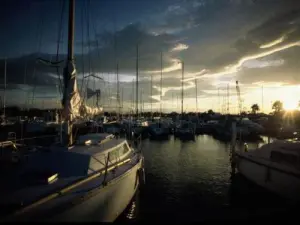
[1,0,300,113]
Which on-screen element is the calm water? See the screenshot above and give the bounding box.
[117,135,295,222]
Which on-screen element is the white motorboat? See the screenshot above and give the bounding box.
[235,140,300,201]
[0,133,144,222]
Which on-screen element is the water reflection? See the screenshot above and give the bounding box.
[118,134,291,222]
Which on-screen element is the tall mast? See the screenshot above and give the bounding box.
[150,74,152,115]
[132,78,134,110]
[181,61,184,119]
[172,92,174,110]
[195,76,198,112]
[116,62,120,119]
[227,83,229,115]
[67,0,74,62]
[136,44,139,117]
[261,85,264,113]
[218,87,220,113]
[3,58,6,119]
[63,0,75,146]
[160,52,163,117]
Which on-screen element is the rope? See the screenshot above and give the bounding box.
[55,0,66,97]
[79,0,86,98]
[31,5,45,107]
[84,0,92,104]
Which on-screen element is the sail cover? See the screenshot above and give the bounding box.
[62,60,102,121]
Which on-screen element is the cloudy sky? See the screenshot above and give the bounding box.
[1,0,300,113]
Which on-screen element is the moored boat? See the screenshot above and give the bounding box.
[235,139,300,201]
[0,133,144,222]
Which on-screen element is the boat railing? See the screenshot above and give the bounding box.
[129,134,142,153]
[7,153,133,219]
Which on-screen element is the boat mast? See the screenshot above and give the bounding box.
[218,87,220,113]
[181,61,184,119]
[150,74,152,116]
[63,0,75,146]
[261,85,264,113]
[3,58,6,120]
[160,52,163,117]
[135,44,139,118]
[227,83,229,115]
[195,76,198,112]
[116,62,120,119]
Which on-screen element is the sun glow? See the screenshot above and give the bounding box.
[283,100,299,111]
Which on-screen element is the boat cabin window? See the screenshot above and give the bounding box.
[270,151,298,167]
[108,143,130,161]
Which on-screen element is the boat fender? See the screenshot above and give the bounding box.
[244,143,248,152]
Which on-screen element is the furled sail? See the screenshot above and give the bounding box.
[62,60,102,121]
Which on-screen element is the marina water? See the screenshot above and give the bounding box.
[118,135,294,222]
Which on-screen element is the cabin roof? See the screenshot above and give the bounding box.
[71,136,126,156]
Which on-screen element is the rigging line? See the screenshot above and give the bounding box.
[90,2,102,62]
[82,1,90,101]
[31,6,45,107]
[88,4,113,108]
[79,0,86,99]
[55,0,66,98]
[82,0,93,105]
[90,1,104,108]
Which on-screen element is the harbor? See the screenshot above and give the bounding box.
[1,109,300,221]
[1,0,300,222]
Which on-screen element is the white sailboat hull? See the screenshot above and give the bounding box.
[7,156,144,222]
[236,153,300,201]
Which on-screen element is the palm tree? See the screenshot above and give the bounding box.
[272,100,283,113]
[251,104,260,114]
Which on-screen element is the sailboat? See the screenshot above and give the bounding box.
[0,0,145,222]
[148,52,170,140]
[174,61,195,140]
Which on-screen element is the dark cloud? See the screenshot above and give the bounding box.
[4,0,300,110]
[2,23,180,88]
